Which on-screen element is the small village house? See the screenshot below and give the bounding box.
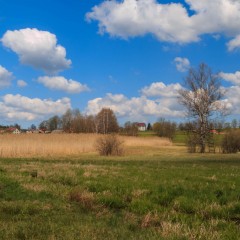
[7,127,21,134]
[136,123,146,131]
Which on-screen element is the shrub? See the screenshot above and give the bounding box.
[120,122,138,136]
[153,119,176,140]
[221,130,240,153]
[186,132,199,153]
[95,134,124,156]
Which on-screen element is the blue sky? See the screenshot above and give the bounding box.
[0,0,240,128]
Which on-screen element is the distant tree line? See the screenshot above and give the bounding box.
[178,119,240,132]
[0,123,21,130]
[39,108,119,134]
[38,108,240,135]
[153,118,176,140]
[119,121,139,136]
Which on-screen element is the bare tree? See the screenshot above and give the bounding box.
[178,63,225,153]
[48,115,62,131]
[120,121,138,136]
[62,109,73,133]
[153,118,176,140]
[96,108,119,134]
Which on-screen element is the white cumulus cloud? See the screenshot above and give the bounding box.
[1,28,71,74]
[86,92,184,121]
[224,86,240,115]
[37,76,89,94]
[17,80,27,87]
[227,35,240,51]
[87,0,240,45]
[0,65,13,88]
[0,94,71,121]
[141,82,182,97]
[174,57,190,72]
[86,0,196,43]
[220,71,240,85]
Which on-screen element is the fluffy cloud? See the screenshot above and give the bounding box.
[220,71,240,85]
[224,86,240,114]
[227,35,240,51]
[174,57,190,72]
[86,0,196,43]
[17,80,27,87]
[37,76,89,94]
[219,71,240,114]
[141,82,182,97]
[87,0,240,44]
[0,65,13,88]
[0,94,71,121]
[1,28,71,74]
[86,90,184,121]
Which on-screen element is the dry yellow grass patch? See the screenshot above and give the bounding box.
[0,134,97,158]
[122,136,172,147]
[0,133,173,158]
[21,183,47,192]
[132,189,149,198]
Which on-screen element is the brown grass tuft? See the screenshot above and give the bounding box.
[141,212,161,228]
[68,189,95,210]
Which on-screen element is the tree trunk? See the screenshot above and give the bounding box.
[199,135,206,153]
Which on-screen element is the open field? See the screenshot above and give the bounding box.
[0,134,240,239]
[173,131,224,147]
[0,134,172,158]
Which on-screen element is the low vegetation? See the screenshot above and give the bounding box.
[153,119,176,140]
[95,134,124,156]
[0,151,240,239]
[222,129,240,153]
[0,133,240,239]
[0,134,172,158]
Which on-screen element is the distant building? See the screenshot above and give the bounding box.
[136,123,146,131]
[210,129,219,134]
[0,128,6,134]
[51,129,64,134]
[7,127,21,134]
[26,129,46,134]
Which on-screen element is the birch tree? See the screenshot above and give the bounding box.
[96,108,119,134]
[178,63,225,153]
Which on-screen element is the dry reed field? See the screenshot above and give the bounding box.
[0,134,173,158]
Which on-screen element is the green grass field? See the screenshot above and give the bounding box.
[173,131,224,149]
[0,148,240,239]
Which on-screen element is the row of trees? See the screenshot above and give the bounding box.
[39,108,119,134]
[153,119,176,140]
[178,120,240,132]
[38,107,239,138]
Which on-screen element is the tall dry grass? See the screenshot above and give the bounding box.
[122,136,172,148]
[0,134,172,158]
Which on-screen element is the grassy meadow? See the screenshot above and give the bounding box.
[0,134,240,239]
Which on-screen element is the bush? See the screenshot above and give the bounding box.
[153,120,176,140]
[120,122,138,136]
[221,130,240,153]
[95,134,124,156]
[186,133,199,153]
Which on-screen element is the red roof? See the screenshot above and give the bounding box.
[210,129,219,134]
[7,127,17,131]
[137,123,146,127]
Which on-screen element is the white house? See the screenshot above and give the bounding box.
[8,128,21,134]
[136,123,146,131]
